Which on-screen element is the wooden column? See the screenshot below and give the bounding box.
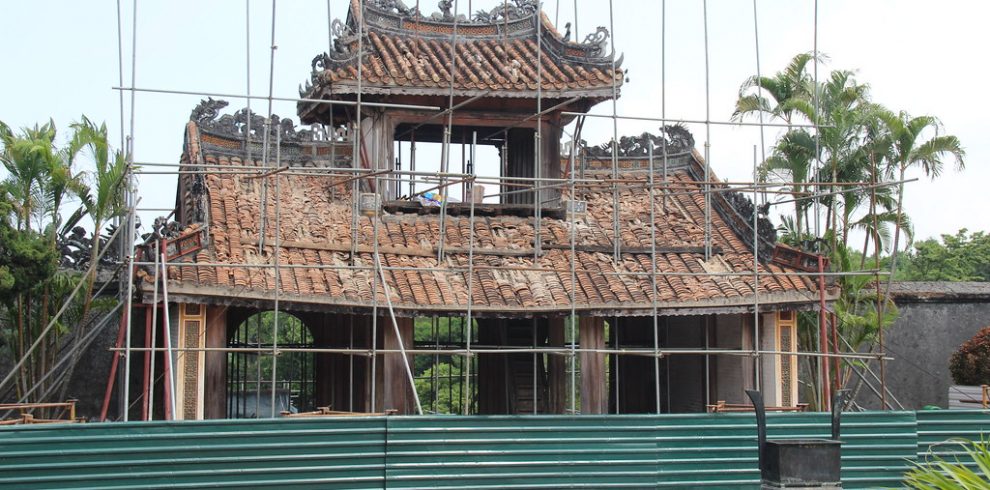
[203,306,227,419]
[379,316,416,414]
[547,318,567,414]
[541,117,562,205]
[580,316,607,414]
[505,128,536,205]
[477,319,509,414]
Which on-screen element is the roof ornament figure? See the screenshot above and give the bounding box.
[581,27,612,58]
[562,22,571,42]
[436,0,453,20]
[190,98,229,123]
[586,125,696,158]
[372,0,413,15]
[483,0,539,23]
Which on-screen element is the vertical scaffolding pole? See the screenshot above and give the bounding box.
[147,242,160,420]
[661,0,668,215]
[160,253,176,420]
[437,0,461,262]
[753,146,762,392]
[533,2,543,408]
[702,0,712,261]
[568,138,578,414]
[245,0,253,163]
[607,0,620,263]
[270,130,282,417]
[649,145,661,414]
[463,131,477,415]
[121,0,139,422]
[812,0,821,239]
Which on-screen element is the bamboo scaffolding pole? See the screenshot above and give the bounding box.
[138,260,888,277]
[112,86,441,111]
[109,346,891,361]
[562,111,829,129]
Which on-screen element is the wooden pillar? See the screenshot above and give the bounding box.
[203,306,227,419]
[379,316,416,414]
[547,318,567,414]
[541,117,562,205]
[477,319,509,414]
[580,316,607,414]
[505,128,535,205]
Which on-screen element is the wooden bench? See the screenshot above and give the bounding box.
[706,401,809,413]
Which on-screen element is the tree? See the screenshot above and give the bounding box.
[737,55,967,409]
[0,117,125,408]
[760,129,816,242]
[879,110,965,280]
[896,229,990,282]
[733,52,821,125]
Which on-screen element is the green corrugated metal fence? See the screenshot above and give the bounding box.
[0,410,986,489]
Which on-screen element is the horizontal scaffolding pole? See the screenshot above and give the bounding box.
[112,86,442,111]
[136,260,887,277]
[109,346,891,361]
[563,111,826,129]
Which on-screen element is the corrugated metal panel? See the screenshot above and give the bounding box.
[655,411,917,489]
[385,415,660,489]
[0,418,387,489]
[0,411,986,489]
[916,409,990,473]
[839,411,919,488]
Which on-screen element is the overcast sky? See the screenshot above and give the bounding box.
[1,0,986,246]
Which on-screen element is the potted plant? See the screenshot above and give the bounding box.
[948,326,990,409]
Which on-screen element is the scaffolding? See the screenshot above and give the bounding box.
[2,0,913,422]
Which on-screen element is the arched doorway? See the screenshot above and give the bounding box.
[226,311,315,418]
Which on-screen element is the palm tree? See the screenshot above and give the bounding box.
[68,116,128,267]
[880,110,965,279]
[0,116,126,405]
[760,129,816,242]
[789,70,871,249]
[0,120,76,401]
[54,117,128,404]
[732,52,823,125]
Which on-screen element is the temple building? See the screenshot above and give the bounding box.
[130,0,835,420]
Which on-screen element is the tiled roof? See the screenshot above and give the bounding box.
[300,0,623,102]
[882,282,990,303]
[148,124,829,317]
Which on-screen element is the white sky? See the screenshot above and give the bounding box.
[1,0,987,245]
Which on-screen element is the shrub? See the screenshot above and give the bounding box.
[949,326,990,386]
[904,438,990,489]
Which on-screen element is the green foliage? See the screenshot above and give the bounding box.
[904,438,990,489]
[948,326,990,386]
[741,53,966,408]
[227,312,316,412]
[414,361,467,415]
[0,220,58,302]
[897,229,990,282]
[412,316,476,414]
[0,116,125,405]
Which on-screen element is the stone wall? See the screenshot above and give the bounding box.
[856,282,990,410]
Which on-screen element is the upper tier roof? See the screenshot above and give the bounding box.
[299,0,624,119]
